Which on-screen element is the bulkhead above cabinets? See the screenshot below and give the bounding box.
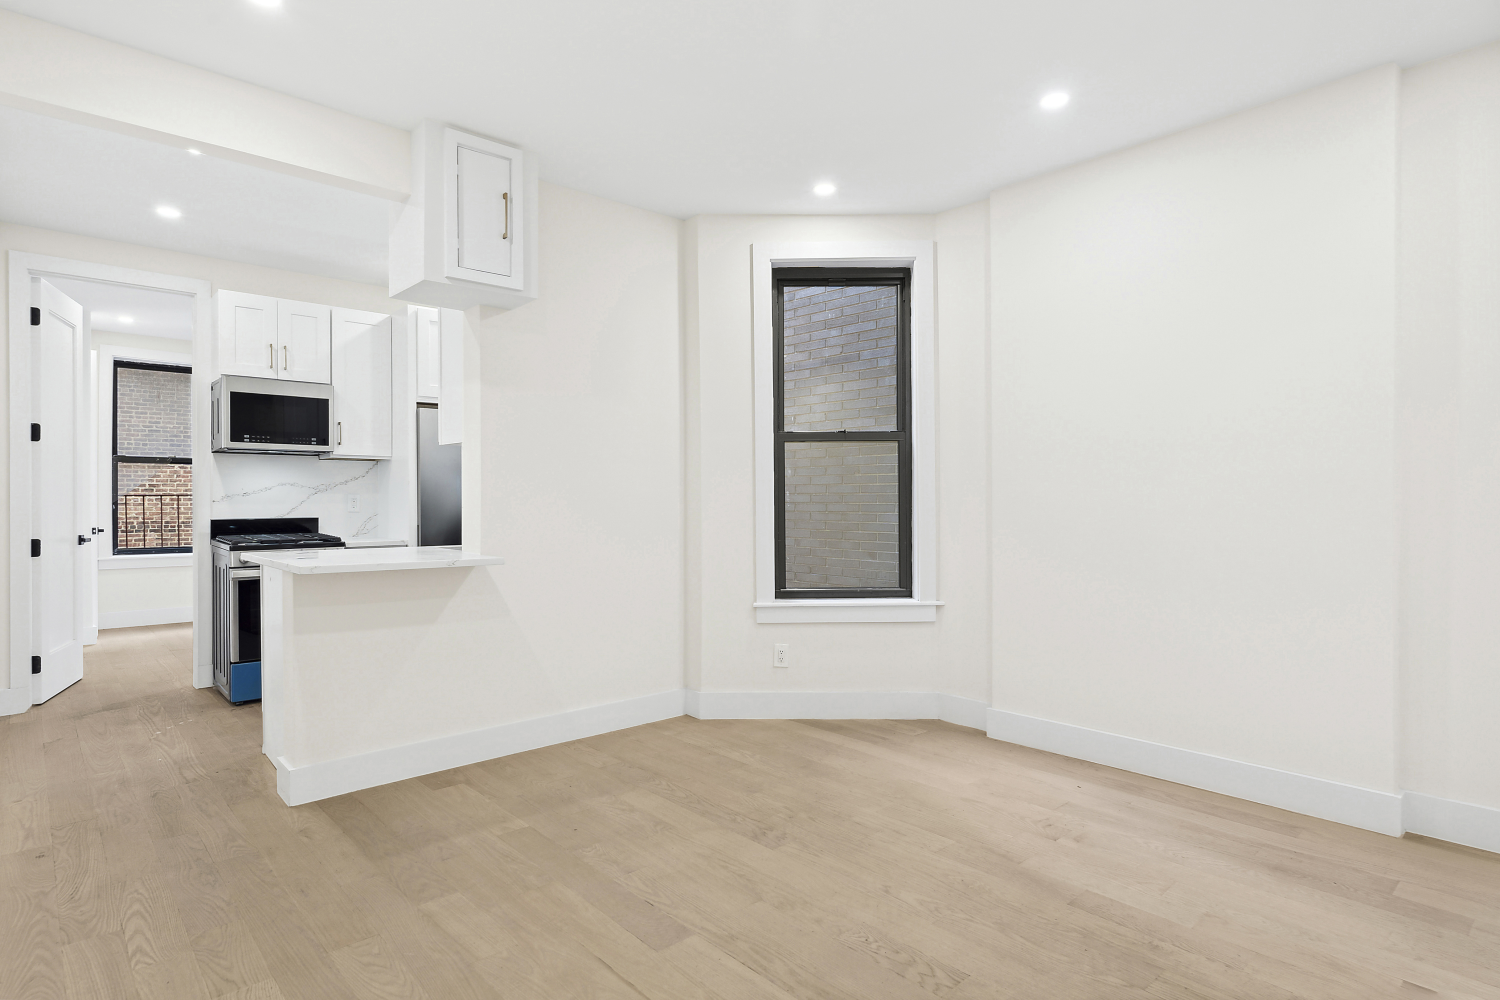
[389,121,538,311]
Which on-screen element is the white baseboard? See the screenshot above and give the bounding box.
[99,606,192,630]
[273,688,687,806]
[687,690,988,731]
[987,708,1405,837]
[0,685,31,717]
[1403,791,1500,855]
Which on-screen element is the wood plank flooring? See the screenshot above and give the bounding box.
[2,623,1498,999]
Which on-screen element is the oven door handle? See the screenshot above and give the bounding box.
[229,568,261,580]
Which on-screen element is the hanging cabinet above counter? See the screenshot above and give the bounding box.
[389,121,538,311]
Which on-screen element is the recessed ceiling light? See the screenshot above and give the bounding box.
[186,148,202,156]
[155,205,182,220]
[117,315,135,325]
[1039,91,1071,111]
[247,0,283,7]
[812,182,837,197]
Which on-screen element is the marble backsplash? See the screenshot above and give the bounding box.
[211,453,398,541]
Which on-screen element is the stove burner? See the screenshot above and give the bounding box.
[213,531,344,550]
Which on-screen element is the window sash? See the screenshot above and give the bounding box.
[772,268,913,599]
[114,360,193,556]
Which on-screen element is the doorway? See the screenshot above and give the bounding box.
[6,252,212,716]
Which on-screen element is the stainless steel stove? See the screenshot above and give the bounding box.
[210,518,345,703]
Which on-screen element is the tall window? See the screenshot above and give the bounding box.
[113,361,192,554]
[773,268,911,598]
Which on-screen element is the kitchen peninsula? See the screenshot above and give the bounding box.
[247,546,506,805]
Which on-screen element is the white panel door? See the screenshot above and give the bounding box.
[414,307,440,403]
[330,307,393,459]
[217,290,278,378]
[278,299,332,383]
[454,143,513,278]
[31,279,89,704]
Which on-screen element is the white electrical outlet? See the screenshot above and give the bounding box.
[773,644,789,668]
[347,494,360,512]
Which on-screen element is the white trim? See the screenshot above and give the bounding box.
[0,685,30,717]
[753,600,942,624]
[1403,792,1500,855]
[272,688,687,806]
[99,606,193,629]
[686,689,987,730]
[987,708,1405,837]
[752,241,939,624]
[99,553,194,569]
[7,252,212,715]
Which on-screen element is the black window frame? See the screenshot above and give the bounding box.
[113,359,193,556]
[773,266,913,600]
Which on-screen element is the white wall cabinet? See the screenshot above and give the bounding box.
[217,291,331,384]
[413,306,441,403]
[329,308,393,460]
[278,299,332,383]
[389,121,538,310]
[217,291,278,378]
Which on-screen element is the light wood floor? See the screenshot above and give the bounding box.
[2,625,1499,999]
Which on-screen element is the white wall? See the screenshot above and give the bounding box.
[683,212,991,704]
[1398,42,1500,814]
[989,67,1401,793]
[470,182,686,712]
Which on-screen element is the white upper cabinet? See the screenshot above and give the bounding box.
[277,299,332,384]
[217,291,278,378]
[413,306,441,403]
[329,307,393,460]
[217,291,331,384]
[455,143,513,279]
[389,121,537,311]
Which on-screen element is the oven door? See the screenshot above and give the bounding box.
[228,568,261,664]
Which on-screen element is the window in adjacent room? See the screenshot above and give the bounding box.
[773,267,911,598]
[113,360,193,554]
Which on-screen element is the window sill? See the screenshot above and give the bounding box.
[99,553,194,570]
[754,600,942,624]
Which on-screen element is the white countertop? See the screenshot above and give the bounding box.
[343,538,410,549]
[244,546,504,575]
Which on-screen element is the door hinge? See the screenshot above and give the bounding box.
[31,656,40,675]
[30,307,40,326]
[30,423,40,442]
[30,538,40,557]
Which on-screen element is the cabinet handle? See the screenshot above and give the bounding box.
[268,343,274,369]
[337,421,342,446]
[502,191,509,240]
[283,344,288,371]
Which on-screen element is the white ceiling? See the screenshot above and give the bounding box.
[43,275,195,341]
[3,0,1499,218]
[0,104,390,283]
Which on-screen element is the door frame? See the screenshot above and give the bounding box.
[6,252,213,715]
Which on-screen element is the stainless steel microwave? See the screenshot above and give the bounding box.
[211,375,334,455]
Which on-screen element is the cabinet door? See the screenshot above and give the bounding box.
[330,307,392,459]
[454,143,513,279]
[217,291,278,378]
[414,306,441,403]
[278,299,332,383]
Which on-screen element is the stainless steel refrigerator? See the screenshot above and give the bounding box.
[416,404,461,546]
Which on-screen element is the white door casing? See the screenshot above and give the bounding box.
[30,278,89,703]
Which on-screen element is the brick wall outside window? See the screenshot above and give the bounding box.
[115,365,192,552]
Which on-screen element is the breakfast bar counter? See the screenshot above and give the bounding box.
[250,546,513,806]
